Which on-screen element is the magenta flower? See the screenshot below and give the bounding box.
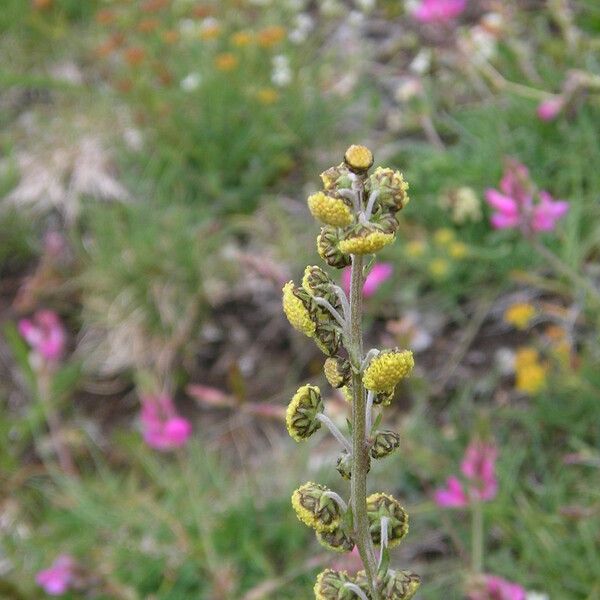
[469,574,526,600]
[35,555,75,596]
[412,0,467,23]
[140,394,192,451]
[342,262,393,298]
[485,161,569,233]
[537,97,564,121]
[18,310,66,364]
[434,440,498,508]
[434,475,469,508]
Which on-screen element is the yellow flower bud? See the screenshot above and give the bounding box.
[308,192,353,227]
[291,482,342,532]
[314,569,356,600]
[338,230,395,255]
[316,526,355,553]
[323,357,351,389]
[363,349,414,393]
[317,226,352,269]
[285,384,323,442]
[504,302,536,330]
[282,281,316,337]
[344,144,374,172]
[366,492,409,548]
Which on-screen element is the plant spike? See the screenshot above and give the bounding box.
[282,145,418,599]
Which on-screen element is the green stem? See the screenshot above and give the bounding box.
[471,500,484,575]
[349,253,380,599]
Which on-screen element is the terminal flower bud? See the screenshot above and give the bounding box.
[367,493,409,548]
[291,482,343,532]
[344,144,374,173]
[285,384,323,442]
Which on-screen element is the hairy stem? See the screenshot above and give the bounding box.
[350,253,380,599]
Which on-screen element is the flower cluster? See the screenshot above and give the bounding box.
[435,440,498,508]
[36,555,76,596]
[140,393,192,451]
[485,160,569,234]
[282,146,418,598]
[19,309,66,366]
[514,347,547,395]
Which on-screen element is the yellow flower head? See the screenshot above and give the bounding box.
[366,492,409,548]
[285,384,323,442]
[307,192,353,227]
[428,258,450,279]
[338,230,395,255]
[215,52,238,71]
[282,281,315,337]
[357,569,420,600]
[316,527,355,553]
[314,569,356,600]
[256,87,279,104]
[231,30,253,46]
[369,166,410,212]
[515,347,547,394]
[320,164,350,191]
[449,241,469,259]
[370,430,401,459]
[344,144,374,172]
[317,226,352,269]
[323,357,351,389]
[433,228,455,246]
[504,302,536,330]
[291,482,342,532]
[363,349,414,393]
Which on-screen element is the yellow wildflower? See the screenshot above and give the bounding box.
[314,570,355,599]
[256,87,279,104]
[215,52,238,71]
[323,357,351,389]
[344,144,374,172]
[308,192,353,227]
[433,228,455,245]
[282,282,315,337]
[338,231,395,255]
[515,347,547,394]
[363,349,414,393]
[316,528,354,553]
[366,492,409,548]
[231,30,253,46]
[504,302,536,330]
[200,23,221,40]
[449,241,469,259]
[428,258,450,278]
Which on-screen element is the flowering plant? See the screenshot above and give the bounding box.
[282,145,419,599]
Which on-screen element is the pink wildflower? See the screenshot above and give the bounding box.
[461,441,498,501]
[413,0,467,23]
[18,310,66,363]
[35,555,75,596]
[469,574,526,600]
[434,440,498,508]
[485,161,568,233]
[342,262,393,297]
[434,475,469,508]
[140,394,192,451]
[537,97,564,121]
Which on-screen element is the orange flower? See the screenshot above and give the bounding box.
[32,0,53,9]
[95,9,116,25]
[215,53,238,71]
[138,18,160,33]
[257,25,286,47]
[161,29,179,45]
[231,30,253,47]
[256,87,279,104]
[124,47,146,67]
[141,0,169,12]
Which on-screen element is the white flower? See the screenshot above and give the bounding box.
[409,49,432,75]
[289,13,314,44]
[271,55,292,87]
[180,72,202,91]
